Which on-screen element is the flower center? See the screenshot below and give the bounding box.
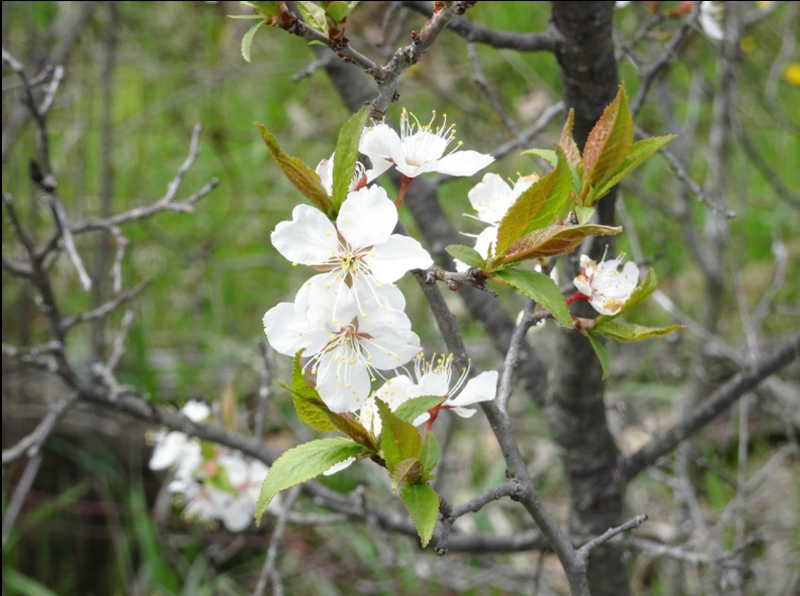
[400,108,462,167]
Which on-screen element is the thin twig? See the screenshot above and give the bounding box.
[2,394,79,465]
[253,485,301,596]
[60,280,150,332]
[2,453,44,547]
[497,299,536,415]
[577,514,648,559]
[466,42,524,141]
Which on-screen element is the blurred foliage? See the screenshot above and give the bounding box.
[2,1,799,595]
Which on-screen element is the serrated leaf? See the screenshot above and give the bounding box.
[594,268,657,325]
[331,105,370,211]
[496,147,572,253]
[420,431,440,474]
[255,438,367,522]
[241,21,264,63]
[493,224,622,266]
[283,352,374,447]
[393,395,445,424]
[591,135,675,201]
[400,483,440,548]
[298,1,328,33]
[446,244,486,269]
[255,122,332,215]
[521,148,557,167]
[559,108,582,167]
[582,85,633,198]
[391,458,423,492]
[325,1,358,23]
[493,268,573,328]
[593,321,684,341]
[376,398,423,472]
[586,332,611,380]
[576,206,595,224]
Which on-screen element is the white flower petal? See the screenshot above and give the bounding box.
[368,235,433,283]
[421,150,494,177]
[337,186,397,249]
[182,400,211,422]
[323,457,355,475]
[448,370,498,408]
[271,204,338,265]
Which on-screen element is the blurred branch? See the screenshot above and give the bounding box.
[622,330,800,481]
[1,453,43,547]
[2,393,78,466]
[576,514,648,559]
[466,42,524,141]
[253,485,301,596]
[60,280,149,332]
[401,1,557,52]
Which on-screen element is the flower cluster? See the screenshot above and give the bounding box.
[263,111,499,415]
[148,401,274,531]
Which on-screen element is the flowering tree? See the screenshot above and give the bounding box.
[3,2,799,596]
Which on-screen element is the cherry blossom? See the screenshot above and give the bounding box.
[270,185,432,313]
[573,252,639,315]
[263,283,422,412]
[148,400,211,478]
[315,152,380,196]
[456,172,539,271]
[359,108,494,179]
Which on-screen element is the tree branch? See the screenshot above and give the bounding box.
[622,330,800,481]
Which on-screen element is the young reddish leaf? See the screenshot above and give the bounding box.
[331,105,370,212]
[400,483,440,548]
[593,321,685,341]
[254,122,332,215]
[376,398,423,472]
[493,223,622,266]
[445,245,486,269]
[590,135,676,202]
[255,438,367,522]
[586,332,611,380]
[559,108,582,167]
[391,458,423,492]
[496,147,572,253]
[493,268,573,328]
[582,85,634,198]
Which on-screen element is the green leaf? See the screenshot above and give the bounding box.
[254,122,332,215]
[496,147,572,254]
[586,332,611,380]
[244,1,282,18]
[400,483,440,548]
[228,14,268,20]
[420,431,440,474]
[492,223,622,266]
[446,244,486,269]
[391,458,423,492]
[376,398,423,472]
[595,268,657,325]
[298,1,328,33]
[255,438,367,522]
[241,21,264,63]
[2,568,61,596]
[575,206,595,224]
[593,320,684,341]
[393,395,446,424]
[582,85,634,198]
[521,148,557,167]
[283,352,374,447]
[493,268,573,328]
[331,105,370,211]
[590,135,675,201]
[325,1,358,23]
[559,108,582,167]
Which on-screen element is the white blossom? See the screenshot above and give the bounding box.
[573,253,639,316]
[359,109,494,179]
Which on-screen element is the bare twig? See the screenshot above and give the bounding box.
[2,453,44,547]
[60,280,150,332]
[497,299,536,415]
[622,330,800,481]
[254,339,274,440]
[466,42,524,141]
[2,394,79,465]
[423,264,496,295]
[577,514,648,559]
[253,485,301,596]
